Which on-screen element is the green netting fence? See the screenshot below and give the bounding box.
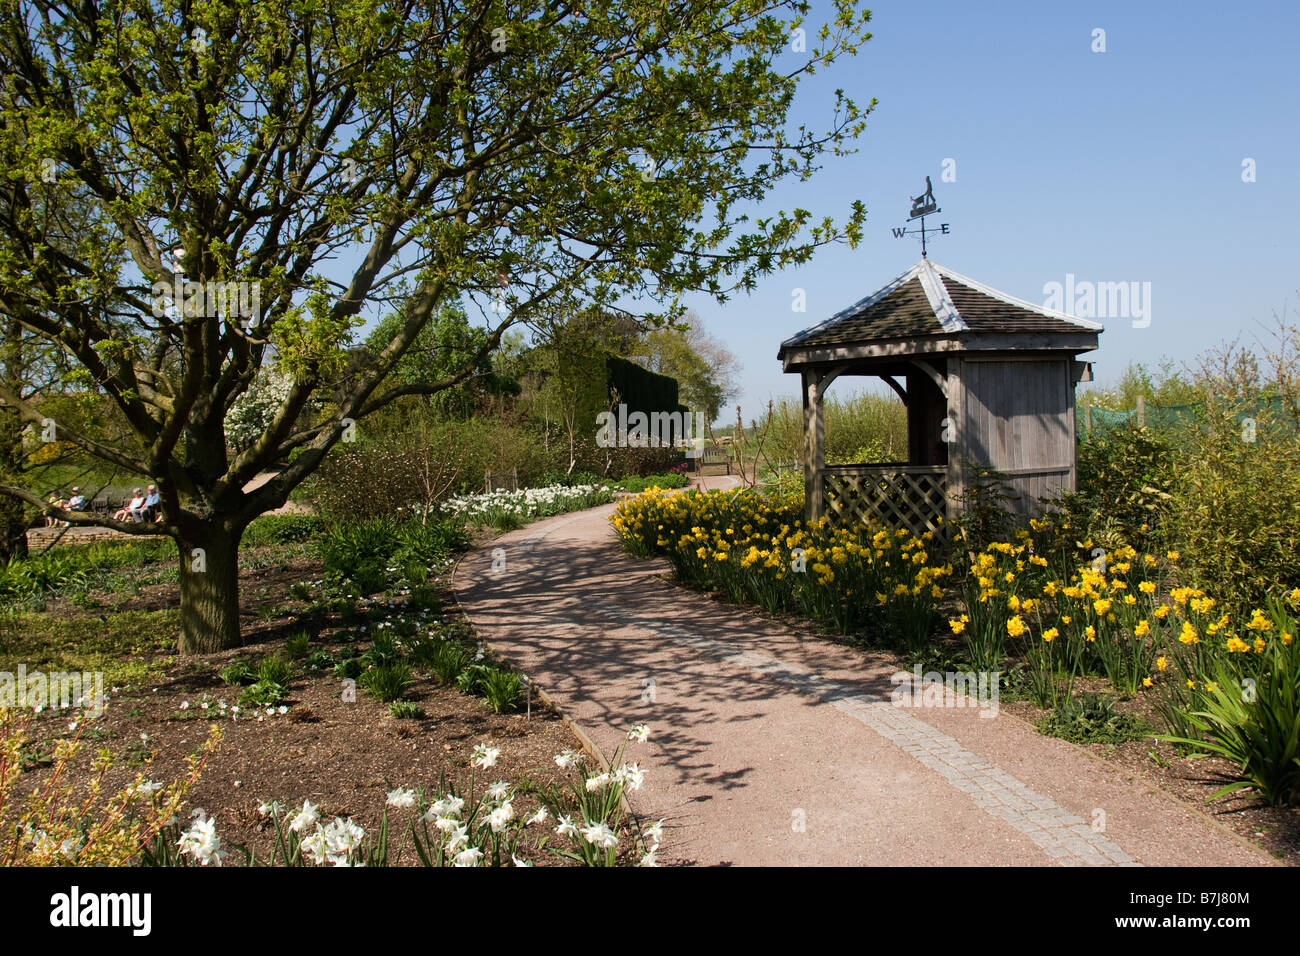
[1077,396,1298,439]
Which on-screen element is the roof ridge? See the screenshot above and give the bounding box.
[917,259,967,333]
[927,261,1104,332]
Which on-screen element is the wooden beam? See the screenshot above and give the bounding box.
[880,375,909,406]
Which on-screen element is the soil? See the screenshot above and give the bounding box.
[8,551,596,866]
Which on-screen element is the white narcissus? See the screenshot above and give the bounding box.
[289,799,319,833]
[580,821,619,850]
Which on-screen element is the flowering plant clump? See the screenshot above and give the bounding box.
[612,487,950,640]
[158,737,660,867]
[546,724,658,867]
[440,483,613,529]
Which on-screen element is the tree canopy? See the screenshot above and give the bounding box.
[0,0,874,651]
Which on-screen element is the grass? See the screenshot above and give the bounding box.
[0,609,179,688]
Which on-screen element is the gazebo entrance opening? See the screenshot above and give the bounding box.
[804,359,950,537]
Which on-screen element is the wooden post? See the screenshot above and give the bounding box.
[944,357,963,530]
[802,370,825,524]
[1136,394,1145,427]
[1085,405,1092,434]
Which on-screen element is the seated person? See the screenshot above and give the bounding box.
[45,492,64,526]
[143,484,161,522]
[115,489,147,522]
[66,487,87,511]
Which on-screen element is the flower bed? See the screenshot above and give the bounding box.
[441,483,614,530]
[612,487,951,642]
[612,488,1300,806]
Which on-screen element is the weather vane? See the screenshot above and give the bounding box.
[892,176,950,257]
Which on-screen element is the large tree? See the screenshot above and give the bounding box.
[0,0,872,652]
[637,309,741,418]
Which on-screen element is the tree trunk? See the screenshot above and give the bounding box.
[177,520,244,654]
[0,405,27,562]
[0,493,26,562]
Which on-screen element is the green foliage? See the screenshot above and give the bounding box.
[1160,405,1300,608]
[481,668,523,714]
[635,311,740,416]
[1036,693,1149,744]
[360,662,414,703]
[454,663,490,696]
[304,649,336,672]
[389,701,426,719]
[219,661,255,686]
[334,658,363,680]
[257,654,294,687]
[0,538,176,602]
[365,303,518,420]
[284,632,311,660]
[611,472,690,493]
[0,609,177,688]
[952,465,1020,557]
[1064,425,1176,552]
[360,635,402,669]
[422,641,469,684]
[239,679,288,709]
[1159,606,1300,806]
[241,514,323,548]
[312,515,467,594]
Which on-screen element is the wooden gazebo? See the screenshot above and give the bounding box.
[778,259,1102,534]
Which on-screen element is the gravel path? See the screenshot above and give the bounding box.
[451,478,1273,867]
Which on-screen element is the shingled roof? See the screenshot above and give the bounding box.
[779,259,1102,359]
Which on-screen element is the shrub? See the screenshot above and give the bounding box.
[455,663,490,696]
[313,519,400,592]
[1063,424,1176,553]
[361,663,414,702]
[241,514,323,548]
[360,635,402,668]
[1036,693,1149,744]
[0,712,219,866]
[612,472,690,493]
[1160,404,1300,608]
[334,658,363,680]
[304,649,337,672]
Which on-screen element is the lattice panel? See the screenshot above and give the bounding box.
[822,471,947,537]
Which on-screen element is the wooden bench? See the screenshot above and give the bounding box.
[698,445,732,475]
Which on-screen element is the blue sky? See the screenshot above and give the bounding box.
[695,0,1300,419]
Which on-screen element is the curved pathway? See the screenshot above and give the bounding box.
[452,478,1273,867]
